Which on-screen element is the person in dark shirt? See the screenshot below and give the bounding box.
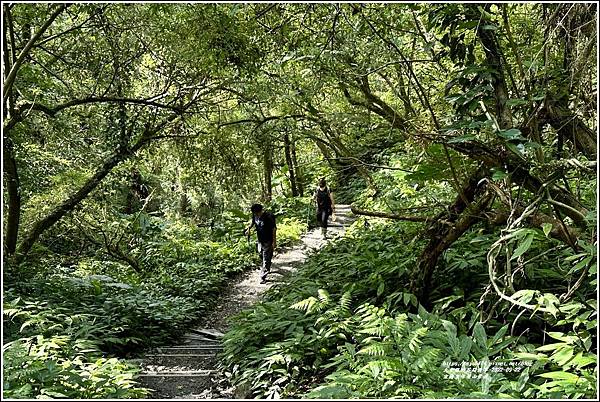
[244,203,277,284]
[314,178,335,239]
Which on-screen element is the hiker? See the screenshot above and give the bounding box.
[314,178,335,239]
[244,203,277,284]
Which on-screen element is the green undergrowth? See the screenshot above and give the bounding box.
[3,200,309,399]
[221,219,597,399]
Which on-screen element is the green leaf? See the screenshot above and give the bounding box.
[447,135,476,144]
[228,208,248,219]
[511,233,534,260]
[536,343,564,352]
[571,352,596,369]
[546,332,569,342]
[290,297,317,313]
[524,141,542,149]
[442,320,457,338]
[512,289,536,304]
[542,223,552,237]
[491,325,508,345]
[551,346,574,366]
[489,338,515,355]
[458,20,479,29]
[459,335,472,359]
[540,294,560,317]
[377,282,385,297]
[498,128,525,141]
[491,169,508,181]
[569,256,592,275]
[42,390,69,398]
[506,98,528,107]
[538,371,580,381]
[473,322,488,350]
[517,368,530,392]
[505,142,525,158]
[358,343,386,356]
[513,352,546,361]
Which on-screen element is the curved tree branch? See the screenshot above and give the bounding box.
[350,205,432,222]
[3,4,69,102]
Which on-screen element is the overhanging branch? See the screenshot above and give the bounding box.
[18,96,186,117]
[350,205,432,222]
[218,114,307,128]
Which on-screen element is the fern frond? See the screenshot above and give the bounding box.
[406,327,428,353]
[357,342,388,357]
[394,313,408,327]
[413,347,441,369]
[317,289,330,305]
[338,291,352,315]
[355,303,377,319]
[289,296,318,314]
[394,385,420,396]
[359,325,386,337]
[359,359,401,379]
[3,308,29,320]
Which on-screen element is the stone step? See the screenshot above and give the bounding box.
[154,346,222,354]
[140,370,216,377]
[180,334,222,344]
[142,354,217,371]
[190,328,224,339]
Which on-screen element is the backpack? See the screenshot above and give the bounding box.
[316,187,331,209]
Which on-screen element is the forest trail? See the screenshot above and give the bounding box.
[136,204,355,398]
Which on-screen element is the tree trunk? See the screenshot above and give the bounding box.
[542,101,597,159]
[283,132,299,196]
[476,5,513,129]
[263,141,273,202]
[3,137,21,255]
[105,242,141,273]
[2,7,20,256]
[179,191,190,215]
[14,150,130,264]
[410,167,489,305]
[12,108,184,263]
[290,134,304,196]
[411,190,493,307]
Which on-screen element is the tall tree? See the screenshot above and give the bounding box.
[3,4,262,263]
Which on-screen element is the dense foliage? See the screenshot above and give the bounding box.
[222,217,596,398]
[3,2,597,399]
[3,197,308,398]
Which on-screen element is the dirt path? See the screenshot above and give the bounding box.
[136,204,354,399]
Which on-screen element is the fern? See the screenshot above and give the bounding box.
[357,342,388,357]
[394,384,420,396]
[317,289,330,305]
[359,359,398,377]
[338,291,352,315]
[406,327,428,353]
[289,296,318,314]
[413,347,441,369]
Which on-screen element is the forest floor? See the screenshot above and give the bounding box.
[137,204,355,399]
